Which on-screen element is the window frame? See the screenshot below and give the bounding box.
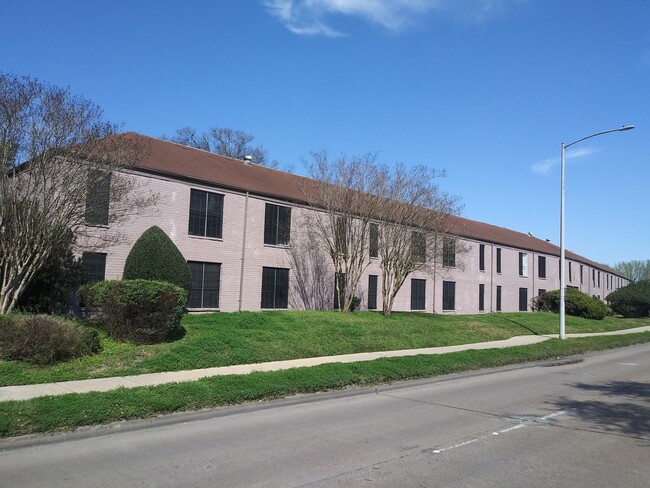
[538,255,546,279]
[479,244,485,272]
[442,238,456,267]
[367,275,378,310]
[188,261,221,309]
[519,287,528,312]
[442,281,456,311]
[261,267,289,309]
[264,203,291,246]
[188,188,224,239]
[369,223,379,258]
[519,252,528,277]
[411,278,426,311]
[85,170,111,226]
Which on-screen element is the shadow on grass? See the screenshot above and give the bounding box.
[500,316,541,335]
[549,380,650,437]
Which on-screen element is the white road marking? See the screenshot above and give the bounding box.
[432,411,566,454]
[616,363,638,366]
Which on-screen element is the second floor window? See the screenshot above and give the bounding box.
[411,231,426,263]
[85,170,111,226]
[443,238,455,267]
[479,244,485,271]
[189,189,224,238]
[264,203,291,245]
[519,252,528,277]
[538,256,546,279]
[369,223,379,258]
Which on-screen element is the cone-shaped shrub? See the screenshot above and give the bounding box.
[123,226,192,296]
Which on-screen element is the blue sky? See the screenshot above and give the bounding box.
[2,0,648,266]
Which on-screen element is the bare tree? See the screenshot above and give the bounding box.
[612,259,650,283]
[299,151,383,312]
[0,73,156,314]
[372,164,461,316]
[162,126,277,167]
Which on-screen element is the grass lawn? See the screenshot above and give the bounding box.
[1,311,649,387]
[1,333,649,438]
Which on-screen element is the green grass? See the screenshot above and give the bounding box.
[1,333,648,438]
[1,311,649,387]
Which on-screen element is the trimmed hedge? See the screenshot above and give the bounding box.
[81,279,187,344]
[606,280,650,318]
[532,288,610,320]
[123,226,192,296]
[0,314,100,365]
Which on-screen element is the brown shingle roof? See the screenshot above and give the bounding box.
[128,133,620,277]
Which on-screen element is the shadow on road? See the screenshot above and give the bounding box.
[549,381,650,437]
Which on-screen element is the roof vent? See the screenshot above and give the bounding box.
[527,232,534,237]
[243,155,253,165]
[546,238,551,242]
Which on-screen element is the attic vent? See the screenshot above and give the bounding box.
[243,155,253,165]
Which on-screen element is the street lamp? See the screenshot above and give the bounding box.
[559,125,634,339]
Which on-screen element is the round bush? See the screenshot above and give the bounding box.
[0,314,100,365]
[123,226,192,296]
[81,279,187,344]
[532,288,610,320]
[606,281,650,318]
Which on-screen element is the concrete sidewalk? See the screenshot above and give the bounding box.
[1,326,649,403]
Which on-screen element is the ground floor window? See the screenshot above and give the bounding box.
[188,261,221,309]
[519,287,528,312]
[368,275,378,310]
[411,278,426,310]
[82,252,107,283]
[261,267,289,309]
[442,281,455,311]
[479,284,485,311]
[496,286,502,312]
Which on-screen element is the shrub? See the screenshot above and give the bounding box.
[606,280,650,318]
[123,226,192,296]
[532,288,610,320]
[0,314,100,365]
[81,279,187,344]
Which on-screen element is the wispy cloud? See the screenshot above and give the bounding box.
[531,147,597,176]
[263,0,525,37]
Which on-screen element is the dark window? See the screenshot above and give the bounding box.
[261,267,289,309]
[478,284,485,311]
[264,203,291,245]
[442,238,455,267]
[496,286,502,311]
[188,262,221,309]
[519,252,528,277]
[82,252,106,283]
[85,170,111,226]
[496,248,502,273]
[538,256,546,279]
[519,287,528,311]
[580,265,584,284]
[411,232,426,263]
[592,269,596,287]
[333,271,346,310]
[538,288,546,296]
[335,217,349,257]
[569,262,572,282]
[411,279,426,311]
[598,271,601,288]
[479,244,485,271]
[369,223,379,258]
[442,281,455,311]
[368,275,378,310]
[189,189,224,238]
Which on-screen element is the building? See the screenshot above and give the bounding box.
[82,134,628,313]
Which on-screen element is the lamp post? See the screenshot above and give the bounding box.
[559,125,634,339]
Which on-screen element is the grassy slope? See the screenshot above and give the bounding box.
[1,333,649,438]
[1,311,649,387]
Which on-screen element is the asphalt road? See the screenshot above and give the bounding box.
[1,344,649,487]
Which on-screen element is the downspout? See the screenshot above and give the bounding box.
[238,191,250,311]
[490,243,494,313]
